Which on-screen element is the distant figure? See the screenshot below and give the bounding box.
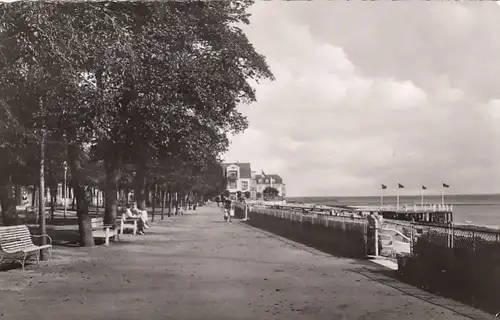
[224,199,232,222]
[229,200,235,221]
[367,212,377,255]
[175,204,184,215]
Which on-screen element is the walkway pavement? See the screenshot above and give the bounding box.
[0,205,492,319]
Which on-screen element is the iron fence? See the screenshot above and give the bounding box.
[243,204,500,259]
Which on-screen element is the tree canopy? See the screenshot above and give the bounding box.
[0,1,273,245]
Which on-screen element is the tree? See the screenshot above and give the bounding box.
[263,187,279,199]
[0,2,273,246]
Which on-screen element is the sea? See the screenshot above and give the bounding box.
[287,194,500,228]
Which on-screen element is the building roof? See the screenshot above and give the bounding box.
[254,174,283,184]
[222,162,252,179]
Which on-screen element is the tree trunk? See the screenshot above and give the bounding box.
[15,184,22,205]
[38,131,47,260]
[71,188,76,211]
[123,190,127,206]
[160,187,165,220]
[68,141,94,247]
[133,163,147,210]
[104,152,120,226]
[151,183,157,222]
[31,184,37,207]
[0,173,20,226]
[145,182,150,207]
[50,171,57,221]
[168,191,172,217]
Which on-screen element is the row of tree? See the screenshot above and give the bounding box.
[225,187,280,201]
[0,1,273,246]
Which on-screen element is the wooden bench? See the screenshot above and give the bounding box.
[0,225,52,271]
[91,218,119,246]
[118,215,138,235]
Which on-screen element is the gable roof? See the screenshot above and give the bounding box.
[222,162,252,179]
[254,174,283,184]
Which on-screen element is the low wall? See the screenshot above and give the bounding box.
[239,204,367,259]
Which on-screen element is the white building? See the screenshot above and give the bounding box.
[222,162,252,197]
[253,174,286,199]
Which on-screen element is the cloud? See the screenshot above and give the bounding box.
[224,2,500,197]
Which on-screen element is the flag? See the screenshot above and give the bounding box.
[442,183,450,188]
[422,185,427,190]
[261,170,267,177]
[381,184,387,190]
[398,183,404,189]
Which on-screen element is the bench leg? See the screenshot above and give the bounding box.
[36,250,40,267]
[48,247,53,264]
[120,222,124,235]
[105,228,108,246]
[133,222,137,235]
[21,252,28,272]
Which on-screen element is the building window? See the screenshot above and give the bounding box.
[228,181,237,189]
[257,179,261,184]
[228,170,238,179]
[241,181,248,191]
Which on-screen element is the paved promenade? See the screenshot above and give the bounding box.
[0,205,492,319]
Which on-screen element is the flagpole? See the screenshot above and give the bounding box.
[421,188,424,206]
[441,189,444,206]
[397,188,400,211]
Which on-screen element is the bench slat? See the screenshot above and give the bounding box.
[0,225,49,254]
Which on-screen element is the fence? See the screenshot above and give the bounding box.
[239,204,500,313]
[238,202,500,258]
[238,203,367,258]
[395,222,500,313]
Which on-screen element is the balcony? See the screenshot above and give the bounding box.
[227,170,239,180]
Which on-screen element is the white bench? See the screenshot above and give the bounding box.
[0,225,52,271]
[91,218,119,246]
[118,216,138,235]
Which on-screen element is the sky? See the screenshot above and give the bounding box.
[223,1,500,197]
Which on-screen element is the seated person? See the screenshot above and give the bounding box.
[175,204,184,215]
[123,203,146,235]
[131,202,150,229]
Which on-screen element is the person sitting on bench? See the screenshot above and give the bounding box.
[131,202,150,229]
[124,203,146,235]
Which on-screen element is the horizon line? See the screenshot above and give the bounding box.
[286,192,500,198]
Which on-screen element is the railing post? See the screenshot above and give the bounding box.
[451,224,454,249]
[410,223,414,253]
[472,231,476,252]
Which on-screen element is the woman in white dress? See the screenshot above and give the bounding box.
[131,202,150,229]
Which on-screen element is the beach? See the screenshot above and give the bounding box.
[287,194,500,228]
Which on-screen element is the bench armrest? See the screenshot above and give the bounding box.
[32,234,53,245]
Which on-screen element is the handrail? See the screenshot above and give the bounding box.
[380,228,411,243]
[494,312,499,319]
